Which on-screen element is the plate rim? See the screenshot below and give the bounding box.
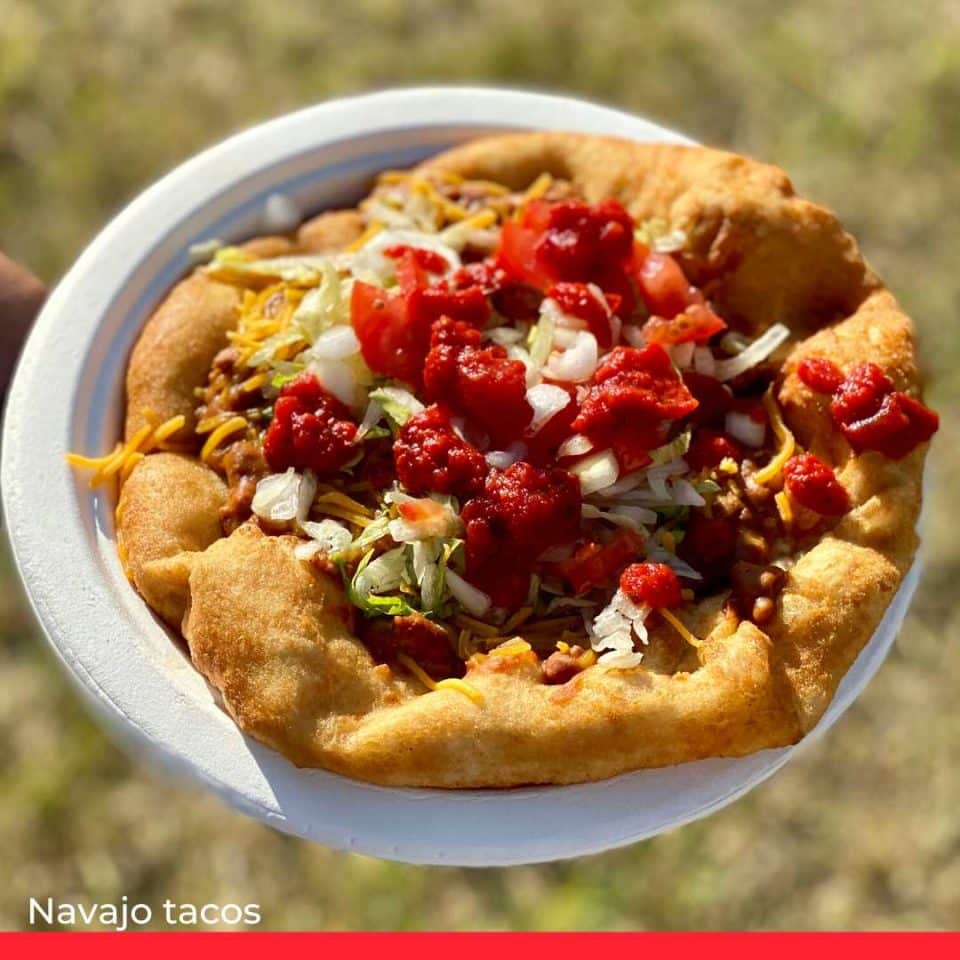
[1,85,917,866]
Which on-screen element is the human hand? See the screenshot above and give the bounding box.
[0,251,46,399]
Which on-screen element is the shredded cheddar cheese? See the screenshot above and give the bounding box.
[501,606,534,633]
[411,178,469,223]
[200,415,248,463]
[66,412,193,488]
[315,489,374,518]
[521,172,553,205]
[397,653,483,705]
[345,220,385,252]
[152,414,186,444]
[660,608,703,649]
[454,614,501,638]
[753,389,796,485]
[775,490,794,527]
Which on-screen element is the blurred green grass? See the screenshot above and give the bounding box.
[1,0,958,931]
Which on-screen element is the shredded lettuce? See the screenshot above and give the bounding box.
[348,547,415,617]
[368,386,424,429]
[649,430,691,466]
[292,262,349,342]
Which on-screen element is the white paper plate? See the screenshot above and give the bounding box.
[1,87,920,866]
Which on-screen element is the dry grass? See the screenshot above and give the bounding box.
[1,0,958,930]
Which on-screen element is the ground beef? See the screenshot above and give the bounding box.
[728,561,787,625]
[218,440,269,534]
[360,613,463,680]
[541,646,589,685]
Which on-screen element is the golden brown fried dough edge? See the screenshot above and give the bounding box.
[116,132,928,787]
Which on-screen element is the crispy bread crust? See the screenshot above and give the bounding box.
[117,133,928,786]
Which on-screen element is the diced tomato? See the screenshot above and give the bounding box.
[495,199,636,298]
[641,302,726,345]
[351,263,489,386]
[383,244,450,276]
[556,529,644,595]
[350,280,423,385]
[783,453,850,516]
[496,212,558,292]
[635,252,696,318]
[620,562,682,608]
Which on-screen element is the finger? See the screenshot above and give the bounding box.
[0,251,47,398]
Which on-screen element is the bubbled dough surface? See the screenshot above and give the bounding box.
[117,133,928,786]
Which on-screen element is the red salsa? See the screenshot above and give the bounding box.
[462,461,581,607]
[798,358,938,459]
[262,373,358,475]
[620,562,682,608]
[783,453,850,516]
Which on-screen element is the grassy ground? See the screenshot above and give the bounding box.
[1,0,958,930]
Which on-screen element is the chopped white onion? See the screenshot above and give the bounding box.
[557,433,594,459]
[652,228,687,253]
[552,327,583,348]
[545,330,599,382]
[669,478,707,507]
[310,324,360,359]
[349,228,460,282]
[445,569,491,617]
[589,589,649,669]
[725,410,767,447]
[188,238,223,264]
[590,470,644,498]
[526,383,571,434]
[622,324,646,348]
[299,518,353,554]
[693,346,716,376]
[485,441,527,470]
[294,541,322,561]
[388,498,462,542]
[262,192,302,233]
[670,341,696,369]
[251,468,317,524]
[306,354,362,409]
[357,398,384,438]
[581,503,657,533]
[713,323,790,382]
[645,457,689,500]
[571,449,619,495]
[487,326,525,346]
